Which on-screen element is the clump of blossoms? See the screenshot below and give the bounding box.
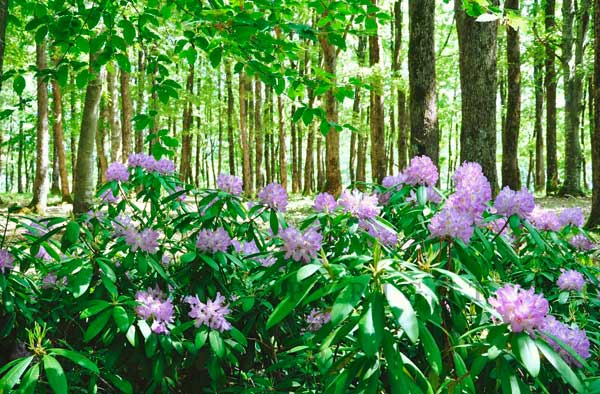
[196,227,232,254]
[339,189,381,220]
[361,220,398,248]
[0,249,14,273]
[382,173,406,189]
[306,309,331,332]
[128,153,175,175]
[124,228,160,254]
[540,316,591,367]
[135,287,175,334]
[280,226,323,263]
[217,174,243,196]
[112,214,135,236]
[446,162,491,223]
[558,208,585,228]
[100,189,120,204]
[493,186,535,219]
[569,234,595,251]
[403,155,438,186]
[557,270,585,292]
[428,208,474,244]
[154,158,176,175]
[105,162,130,182]
[488,284,549,335]
[313,192,337,213]
[406,187,442,205]
[185,292,232,332]
[258,183,288,211]
[529,208,561,232]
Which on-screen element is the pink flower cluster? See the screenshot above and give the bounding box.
[128,153,176,175]
[569,234,595,251]
[361,220,398,248]
[280,226,323,263]
[338,189,381,220]
[558,208,585,228]
[106,162,130,182]
[493,186,535,219]
[185,292,232,332]
[313,192,338,213]
[258,183,288,211]
[403,155,439,187]
[196,227,232,254]
[135,287,175,334]
[540,316,591,367]
[100,189,120,204]
[217,174,243,196]
[428,208,474,244]
[529,208,561,231]
[557,270,585,292]
[124,228,160,254]
[488,284,549,335]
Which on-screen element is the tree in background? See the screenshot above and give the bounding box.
[588,0,600,228]
[30,40,48,213]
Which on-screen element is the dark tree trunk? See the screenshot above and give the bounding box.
[369,0,386,184]
[587,0,600,228]
[17,118,23,193]
[180,65,194,183]
[393,1,408,171]
[31,41,49,213]
[226,62,235,175]
[107,68,121,162]
[534,56,545,191]
[545,0,558,192]
[0,0,8,94]
[408,0,439,166]
[51,76,71,202]
[121,68,133,161]
[265,85,272,184]
[96,99,108,186]
[135,50,145,153]
[277,95,287,189]
[455,0,499,194]
[502,0,521,189]
[240,70,252,194]
[255,76,263,189]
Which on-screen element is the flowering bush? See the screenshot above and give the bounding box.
[0,151,599,393]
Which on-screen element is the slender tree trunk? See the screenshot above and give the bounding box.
[291,105,299,193]
[135,50,145,153]
[121,68,133,161]
[226,62,235,175]
[0,0,8,94]
[217,71,223,176]
[180,64,194,183]
[303,70,316,195]
[51,135,59,194]
[51,77,71,202]
[544,0,558,192]
[265,85,272,184]
[17,118,23,193]
[316,133,324,190]
[96,99,108,186]
[455,0,499,194]
[408,0,439,166]
[73,62,103,214]
[255,76,263,190]
[107,67,121,162]
[277,95,287,189]
[502,0,522,189]
[588,0,600,227]
[393,1,408,171]
[30,41,49,213]
[534,56,545,191]
[368,0,386,184]
[240,70,252,193]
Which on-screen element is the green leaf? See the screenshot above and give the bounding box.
[84,309,112,342]
[266,277,318,329]
[43,355,67,394]
[19,362,39,394]
[384,283,418,343]
[296,264,320,281]
[195,329,208,350]
[229,327,248,347]
[269,210,279,235]
[0,356,34,390]
[419,323,442,375]
[13,75,25,96]
[209,47,223,68]
[514,334,539,378]
[69,264,93,298]
[65,221,80,243]
[49,349,99,374]
[209,330,225,357]
[536,339,584,392]
[113,306,130,332]
[330,275,370,326]
[358,293,384,357]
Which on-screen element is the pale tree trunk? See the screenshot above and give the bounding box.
[107,67,121,162]
[0,0,8,94]
[73,63,103,214]
[217,71,223,175]
[408,0,439,166]
[51,76,72,202]
[545,0,558,192]
[395,0,407,171]
[51,137,59,194]
[255,76,264,189]
[587,0,600,228]
[277,94,287,189]
[96,99,108,186]
[534,56,545,191]
[180,64,194,183]
[455,0,499,194]
[303,67,316,195]
[369,0,386,184]
[247,77,254,192]
[30,41,49,213]
[17,119,23,193]
[135,50,145,153]
[240,70,252,193]
[226,62,235,175]
[121,68,133,161]
[291,105,298,193]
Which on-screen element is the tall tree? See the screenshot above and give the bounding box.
[96,99,108,186]
[0,0,8,94]
[30,41,49,213]
[277,95,287,189]
[544,0,558,192]
[226,61,235,175]
[107,67,121,162]
[135,50,145,153]
[369,0,386,184]
[180,64,194,183]
[255,76,263,190]
[408,0,439,165]
[534,51,545,191]
[587,0,600,228]
[51,68,71,202]
[240,70,252,194]
[455,0,499,193]
[502,0,522,189]
[121,68,133,161]
[73,62,103,214]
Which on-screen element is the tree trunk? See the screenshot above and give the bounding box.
[502,0,521,189]
[107,68,121,163]
[587,0,600,228]
[316,133,324,190]
[254,77,263,190]
[393,0,408,171]
[368,0,386,184]
[0,0,8,94]
[277,95,287,189]
[545,0,558,192]
[17,118,23,193]
[135,50,145,153]
[73,63,103,214]
[51,77,72,202]
[455,0,499,194]
[96,99,108,186]
[121,68,133,161]
[303,75,316,195]
[180,64,194,183]
[51,135,60,194]
[534,56,545,191]
[30,41,49,213]
[240,70,252,193]
[291,105,298,193]
[408,0,439,166]
[226,62,235,175]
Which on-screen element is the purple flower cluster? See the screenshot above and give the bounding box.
[382,173,406,189]
[361,220,398,248]
[232,239,259,255]
[280,226,323,263]
[135,287,175,334]
[403,156,439,186]
[128,153,175,175]
[100,189,120,204]
[428,208,474,244]
[558,208,585,228]
[217,174,243,196]
[106,162,130,182]
[35,246,52,261]
[124,228,160,254]
[488,284,549,335]
[338,189,381,220]
[112,214,135,236]
[447,162,491,222]
[529,208,561,232]
[557,270,585,292]
[569,234,595,251]
[0,249,14,273]
[196,227,232,254]
[406,187,442,205]
[493,186,535,219]
[185,292,232,332]
[540,316,591,367]
[306,309,331,331]
[313,193,338,213]
[258,183,288,211]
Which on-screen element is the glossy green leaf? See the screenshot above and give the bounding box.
[43,355,67,394]
[514,334,540,378]
[49,349,99,374]
[330,275,370,325]
[384,283,418,343]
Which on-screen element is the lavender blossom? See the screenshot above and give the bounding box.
[569,234,595,251]
[428,208,474,244]
[313,192,338,213]
[217,174,243,196]
[540,315,591,367]
[185,292,232,332]
[105,162,130,182]
[529,208,561,232]
[488,284,549,335]
[135,287,175,334]
[306,309,331,331]
[0,249,14,273]
[196,227,232,254]
[338,189,381,220]
[403,155,439,187]
[382,173,406,189]
[493,186,536,219]
[280,226,323,263]
[557,270,585,292]
[361,220,398,248]
[258,183,288,211]
[124,228,160,254]
[128,153,156,170]
[154,158,176,175]
[558,208,585,228]
[446,162,491,222]
[100,189,120,204]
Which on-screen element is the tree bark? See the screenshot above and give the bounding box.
[30,41,49,213]
[180,64,194,183]
[240,70,252,193]
[393,1,408,171]
[51,76,71,202]
[226,62,235,175]
[121,68,133,161]
[587,0,600,228]
[408,0,439,166]
[96,99,108,186]
[455,0,499,194]
[255,76,263,190]
[107,68,121,162]
[73,63,103,214]
[0,0,8,94]
[534,55,545,191]
[544,0,558,192]
[135,50,145,153]
[502,0,521,189]
[277,94,287,189]
[368,0,386,184]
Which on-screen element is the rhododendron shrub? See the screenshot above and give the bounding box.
[0,150,599,393]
